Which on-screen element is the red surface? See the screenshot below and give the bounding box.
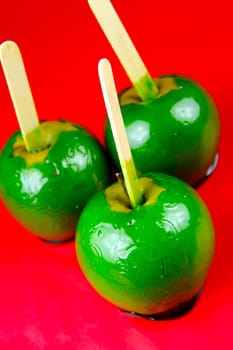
[0,0,232,349]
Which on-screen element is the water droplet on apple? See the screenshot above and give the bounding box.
[68,148,75,157]
[91,244,103,258]
[21,193,29,201]
[127,219,136,226]
[96,229,103,237]
[160,256,172,279]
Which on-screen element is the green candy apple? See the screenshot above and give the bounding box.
[105,75,220,186]
[76,172,214,317]
[0,120,112,242]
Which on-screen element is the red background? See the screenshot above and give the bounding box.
[0,0,232,349]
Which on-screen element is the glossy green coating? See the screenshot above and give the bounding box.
[76,172,215,315]
[105,75,220,186]
[0,120,112,242]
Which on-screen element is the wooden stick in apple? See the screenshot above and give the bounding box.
[0,41,44,152]
[88,0,159,102]
[98,58,143,208]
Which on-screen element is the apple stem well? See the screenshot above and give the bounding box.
[88,0,159,102]
[98,58,143,209]
[0,41,45,153]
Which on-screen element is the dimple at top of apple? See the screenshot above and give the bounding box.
[76,172,215,315]
[105,75,220,185]
[0,120,112,241]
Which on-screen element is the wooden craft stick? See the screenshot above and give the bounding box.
[98,58,143,208]
[88,0,159,101]
[0,41,44,152]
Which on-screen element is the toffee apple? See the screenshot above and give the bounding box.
[0,120,112,241]
[105,75,220,185]
[76,172,215,316]
[75,59,215,317]
[0,41,111,242]
[88,0,220,186]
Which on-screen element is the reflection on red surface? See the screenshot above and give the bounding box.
[0,0,233,349]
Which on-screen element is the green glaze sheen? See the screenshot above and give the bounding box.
[0,120,111,241]
[105,75,220,185]
[76,173,214,315]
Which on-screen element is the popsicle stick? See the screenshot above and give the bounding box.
[98,58,143,208]
[88,0,159,102]
[0,41,44,152]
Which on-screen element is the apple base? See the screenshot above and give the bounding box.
[194,152,219,188]
[123,289,202,320]
[40,236,74,245]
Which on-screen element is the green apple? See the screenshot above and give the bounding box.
[76,172,214,316]
[105,75,220,186]
[0,120,112,242]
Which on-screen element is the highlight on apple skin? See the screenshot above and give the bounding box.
[0,120,112,242]
[105,75,220,186]
[76,172,215,317]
